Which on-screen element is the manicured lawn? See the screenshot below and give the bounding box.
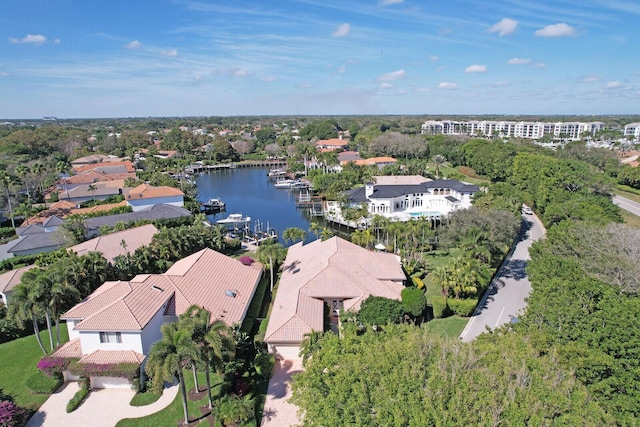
[423,316,469,339]
[129,389,162,406]
[0,327,69,410]
[423,248,460,304]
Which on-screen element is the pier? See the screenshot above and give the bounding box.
[186,159,286,174]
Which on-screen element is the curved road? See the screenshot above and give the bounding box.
[613,195,640,216]
[459,211,546,342]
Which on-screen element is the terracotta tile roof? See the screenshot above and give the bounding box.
[69,224,158,262]
[124,183,184,200]
[78,349,145,365]
[51,338,83,359]
[63,248,262,331]
[316,138,349,147]
[71,154,111,165]
[73,160,135,174]
[61,171,137,185]
[264,237,406,344]
[0,265,35,293]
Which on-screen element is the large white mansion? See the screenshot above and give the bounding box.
[421,119,605,140]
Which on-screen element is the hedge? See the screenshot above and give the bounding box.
[37,356,76,377]
[0,228,16,239]
[431,295,448,318]
[25,370,62,394]
[66,387,89,413]
[447,298,478,317]
[68,361,140,381]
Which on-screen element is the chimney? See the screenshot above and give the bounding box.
[365,182,374,198]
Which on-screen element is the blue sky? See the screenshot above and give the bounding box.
[0,0,638,119]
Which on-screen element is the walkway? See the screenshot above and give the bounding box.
[261,358,303,427]
[26,382,178,427]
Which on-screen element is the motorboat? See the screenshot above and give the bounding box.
[267,168,286,178]
[290,179,311,189]
[216,213,251,229]
[274,179,294,188]
[202,197,226,209]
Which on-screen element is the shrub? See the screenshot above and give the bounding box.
[239,256,255,266]
[358,296,404,325]
[66,387,89,413]
[0,400,28,427]
[447,298,478,317]
[411,276,425,290]
[0,228,16,239]
[254,353,275,378]
[401,287,427,317]
[431,295,448,318]
[68,361,140,381]
[37,357,73,377]
[25,370,62,394]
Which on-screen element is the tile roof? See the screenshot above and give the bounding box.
[51,338,83,359]
[73,160,135,174]
[7,233,63,254]
[344,177,480,203]
[316,138,348,147]
[62,180,126,199]
[78,349,145,365]
[25,201,129,225]
[61,171,137,185]
[63,248,262,331]
[69,224,158,262]
[0,265,34,293]
[264,236,405,344]
[124,184,184,200]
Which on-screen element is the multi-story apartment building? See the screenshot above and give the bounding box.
[624,123,640,140]
[421,119,605,141]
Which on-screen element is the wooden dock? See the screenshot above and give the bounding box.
[186,160,286,174]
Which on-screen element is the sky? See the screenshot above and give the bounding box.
[0,0,639,119]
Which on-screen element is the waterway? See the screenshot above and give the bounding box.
[195,167,316,245]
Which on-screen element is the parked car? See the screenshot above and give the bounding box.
[522,205,533,215]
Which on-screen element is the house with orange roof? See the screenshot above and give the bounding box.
[124,183,184,211]
[315,137,349,151]
[73,160,135,175]
[264,236,406,360]
[58,170,137,190]
[54,248,263,388]
[352,156,398,169]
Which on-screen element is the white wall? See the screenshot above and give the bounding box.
[268,343,301,361]
[66,320,80,340]
[79,330,143,354]
[91,376,131,389]
[140,306,167,354]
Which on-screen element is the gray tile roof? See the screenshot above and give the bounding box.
[345,178,479,202]
[7,233,64,253]
[85,204,192,230]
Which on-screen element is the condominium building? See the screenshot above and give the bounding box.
[624,123,640,140]
[421,120,605,140]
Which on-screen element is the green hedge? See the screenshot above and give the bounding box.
[66,387,89,413]
[0,227,16,239]
[431,295,448,318]
[447,298,478,317]
[25,370,62,394]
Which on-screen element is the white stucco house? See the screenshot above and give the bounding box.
[124,183,184,212]
[325,175,480,227]
[52,248,262,388]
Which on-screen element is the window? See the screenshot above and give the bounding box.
[99,332,122,344]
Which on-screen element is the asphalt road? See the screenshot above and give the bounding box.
[613,195,640,216]
[459,212,546,342]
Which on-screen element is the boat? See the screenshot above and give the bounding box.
[268,168,286,178]
[273,179,294,188]
[201,197,226,210]
[216,213,251,229]
[290,179,312,189]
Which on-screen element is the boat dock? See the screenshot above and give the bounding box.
[186,160,286,174]
[296,190,324,216]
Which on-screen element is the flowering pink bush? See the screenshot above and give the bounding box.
[37,357,71,377]
[0,400,27,427]
[239,256,255,266]
[69,362,140,381]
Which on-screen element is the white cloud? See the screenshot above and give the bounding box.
[488,18,518,36]
[604,80,622,89]
[126,40,142,49]
[507,58,531,65]
[332,23,351,38]
[260,76,276,82]
[581,75,601,82]
[535,23,576,37]
[438,82,458,89]
[53,38,61,44]
[233,69,249,77]
[380,0,403,5]
[337,65,346,74]
[429,55,438,62]
[465,64,486,73]
[380,83,393,89]
[378,69,405,81]
[9,34,47,45]
[161,49,179,57]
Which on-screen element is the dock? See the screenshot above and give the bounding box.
[186,160,286,174]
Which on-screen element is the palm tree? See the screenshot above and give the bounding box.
[320,226,334,241]
[49,264,81,346]
[282,227,307,244]
[8,279,48,354]
[296,141,317,177]
[15,165,31,201]
[216,395,254,426]
[256,241,287,293]
[309,221,322,240]
[432,154,446,179]
[87,184,97,202]
[299,330,323,366]
[0,172,17,228]
[55,161,71,201]
[145,322,193,425]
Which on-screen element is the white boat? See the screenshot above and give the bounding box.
[290,179,311,189]
[274,179,294,188]
[216,213,251,229]
[268,168,286,178]
[202,197,225,209]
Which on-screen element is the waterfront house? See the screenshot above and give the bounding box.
[315,137,349,151]
[325,176,479,226]
[53,248,263,388]
[124,183,184,212]
[264,236,406,360]
[85,204,192,238]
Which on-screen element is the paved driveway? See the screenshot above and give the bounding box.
[26,382,178,427]
[261,359,303,427]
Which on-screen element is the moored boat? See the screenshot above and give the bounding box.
[216,213,251,229]
[274,179,294,188]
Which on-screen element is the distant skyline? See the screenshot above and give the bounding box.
[1,0,639,119]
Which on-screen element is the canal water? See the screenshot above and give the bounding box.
[195,167,316,245]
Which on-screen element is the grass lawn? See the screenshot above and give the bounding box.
[422,316,469,339]
[621,210,640,229]
[0,327,69,410]
[129,389,162,407]
[423,248,460,305]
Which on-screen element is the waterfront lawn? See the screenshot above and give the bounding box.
[422,316,468,339]
[0,327,69,410]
